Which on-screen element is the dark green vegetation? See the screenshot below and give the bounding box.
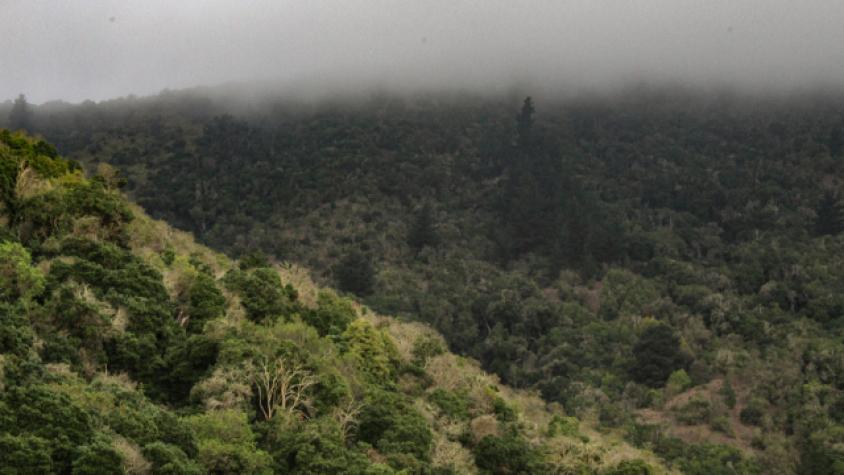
[0,131,665,474]
[6,86,844,473]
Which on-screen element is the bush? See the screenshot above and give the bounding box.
[72,435,125,475]
[0,433,53,473]
[223,267,297,323]
[358,389,433,464]
[0,303,35,357]
[305,291,356,336]
[411,335,445,367]
[665,369,692,395]
[604,459,655,475]
[473,430,548,475]
[185,273,226,333]
[142,442,203,475]
[428,389,471,420]
[546,415,582,439]
[492,397,516,423]
[341,319,401,386]
[185,410,272,474]
[0,241,45,303]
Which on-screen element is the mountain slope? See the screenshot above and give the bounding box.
[0,130,676,473]
[15,88,844,473]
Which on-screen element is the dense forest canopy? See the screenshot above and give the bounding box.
[4,85,844,473]
[0,129,678,474]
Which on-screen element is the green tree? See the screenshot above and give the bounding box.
[223,267,296,323]
[341,319,400,386]
[71,435,125,475]
[185,409,273,474]
[473,430,547,475]
[0,241,45,303]
[142,442,204,475]
[304,290,357,337]
[0,434,53,473]
[185,273,227,333]
[631,324,690,388]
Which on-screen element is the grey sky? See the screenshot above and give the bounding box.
[2,0,844,103]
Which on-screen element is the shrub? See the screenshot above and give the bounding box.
[305,291,356,336]
[142,442,203,475]
[604,459,655,475]
[0,433,53,473]
[223,267,297,323]
[411,334,445,367]
[72,435,125,475]
[0,240,44,303]
[185,409,272,474]
[358,389,433,465]
[665,369,692,396]
[473,430,548,475]
[546,415,582,439]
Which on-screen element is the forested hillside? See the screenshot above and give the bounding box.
[5,86,844,473]
[0,130,680,473]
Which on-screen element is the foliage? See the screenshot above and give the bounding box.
[185,409,273,474]
[814,191,844,236]
[12,85,844,472]
[335,249,375,296]
[473,430,548,475]
[341,319,401,386]
[631,324,690,388]
[665,369,692,395]
[223,266,298,323]
[0,241,44,303]
[0,130,670,474]
[304,290,356,337]
[428,388,471,420]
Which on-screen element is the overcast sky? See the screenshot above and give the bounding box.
[2,0,844,103]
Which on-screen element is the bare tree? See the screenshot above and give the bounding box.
[251,356,317,421]
[332,398,364,442]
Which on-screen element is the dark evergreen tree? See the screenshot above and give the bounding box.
[408,203,438,251]
[335,249,375,296]
[631,324,690,388]
[829,125,843,157]
[516,96,535,149]
[814,191,844,236]
[8,94,33,131]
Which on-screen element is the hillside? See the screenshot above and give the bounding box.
[0,131,680,473]
[7,88,844,473]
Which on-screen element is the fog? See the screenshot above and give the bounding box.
[2,0,844,103]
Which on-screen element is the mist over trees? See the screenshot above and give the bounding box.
[8,94,32,131]
[3,0,844,472]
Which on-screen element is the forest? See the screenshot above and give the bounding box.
[3,85,844,474]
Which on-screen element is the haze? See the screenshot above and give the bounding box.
[2,0,844,103]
